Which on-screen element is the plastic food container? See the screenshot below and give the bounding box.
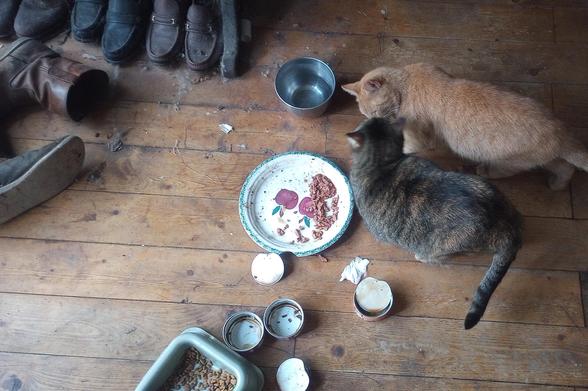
[135,327,264,391]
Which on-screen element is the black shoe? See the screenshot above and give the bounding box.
[102,0,151,64]
[0,0,22,38]
[71,0,107,42]
[14,0,71,40]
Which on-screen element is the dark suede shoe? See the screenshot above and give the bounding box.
[185,2,222,71]
[0,136,85,225]
[71,0,107,42]
[102,0,152,64]
[0,0,22,38]
[146,0,189,64]
[14,0,72,40]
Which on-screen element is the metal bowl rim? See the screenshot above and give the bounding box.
[274,56,336,111]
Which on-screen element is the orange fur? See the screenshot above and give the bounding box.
[342,63,588,190]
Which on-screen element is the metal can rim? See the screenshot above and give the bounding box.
[263,298,305,339]
[222,311,265,352]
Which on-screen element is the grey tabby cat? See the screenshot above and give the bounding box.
[348,118,523,329]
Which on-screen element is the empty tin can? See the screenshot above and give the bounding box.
[353,277,393,321]
[263,298,305,339]
[223,311,265,353]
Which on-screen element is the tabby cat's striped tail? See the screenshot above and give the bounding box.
[464,243,520,330]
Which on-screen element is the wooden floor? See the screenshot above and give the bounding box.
[2,1,588,389]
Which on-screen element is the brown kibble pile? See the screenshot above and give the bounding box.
[158,348,237,391]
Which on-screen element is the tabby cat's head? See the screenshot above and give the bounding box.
[342,67,404,119]
[347,118,406,165]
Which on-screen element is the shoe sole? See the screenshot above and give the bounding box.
[0,136,85,225]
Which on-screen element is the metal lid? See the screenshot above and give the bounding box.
[251,253,285,286]
[353,277,393,321]
[276,358,310,391]
[222,311,264,352]
[263,298,304,339]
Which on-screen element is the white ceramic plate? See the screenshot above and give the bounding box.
[239,151,354,257]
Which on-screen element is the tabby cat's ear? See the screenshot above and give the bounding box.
[346,132,365,149]
[342,82,360,97]
[364,77,384,92]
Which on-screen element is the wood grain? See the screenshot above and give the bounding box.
[253,0,554,42]
[0,353,149,391]
[0,190,585,271]
[581,272,588,327]
[266,369,572,391]
[553,84,588,129]
[29,30,588,110]
[8,138,572,219]
[0,294,292,368]
[1,294,584,387]
[0,353,570,391]
[0,238,582,326]
[295,312,588,386]
[554,7,588,43]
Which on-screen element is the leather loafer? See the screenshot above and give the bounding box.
[146,0,189,64]
[102,0,152,64]
[14,0,72,40]
[185,2,222,71]
[0,0,22,38]
[71,0,107,42]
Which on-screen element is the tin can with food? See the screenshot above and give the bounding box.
[263,298,305,339]
[353,277,393,321]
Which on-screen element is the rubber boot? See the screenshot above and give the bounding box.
[0,37,109,121]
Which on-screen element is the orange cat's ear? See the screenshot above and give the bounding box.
[342,82,360,97]
[364,77,384,92]
[346,132,364,149]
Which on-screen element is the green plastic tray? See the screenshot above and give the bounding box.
[135,327,264,391]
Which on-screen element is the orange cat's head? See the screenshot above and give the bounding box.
[342,67,403,119]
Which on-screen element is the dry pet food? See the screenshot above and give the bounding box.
[158,348,236,391]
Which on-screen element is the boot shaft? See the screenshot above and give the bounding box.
[0,38,109,121]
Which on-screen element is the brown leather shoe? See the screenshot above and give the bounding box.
[146,0,189,64]
[0,37,109,121]
[185,2,222,71]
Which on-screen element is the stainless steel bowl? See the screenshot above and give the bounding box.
[275,57,336,118]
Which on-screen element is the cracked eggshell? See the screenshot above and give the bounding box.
[251,253,285,285]
[276,358,310,391]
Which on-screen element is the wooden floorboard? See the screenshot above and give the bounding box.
[253,0,555,42]
[6,138,575,219]
[0,294,293,368]
[1,0,588,388]
[0,189,586,271]
[0,294,586,387]
[0,238,582,326]
[0,353,572,391]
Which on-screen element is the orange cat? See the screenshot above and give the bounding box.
[342,63,588,190]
